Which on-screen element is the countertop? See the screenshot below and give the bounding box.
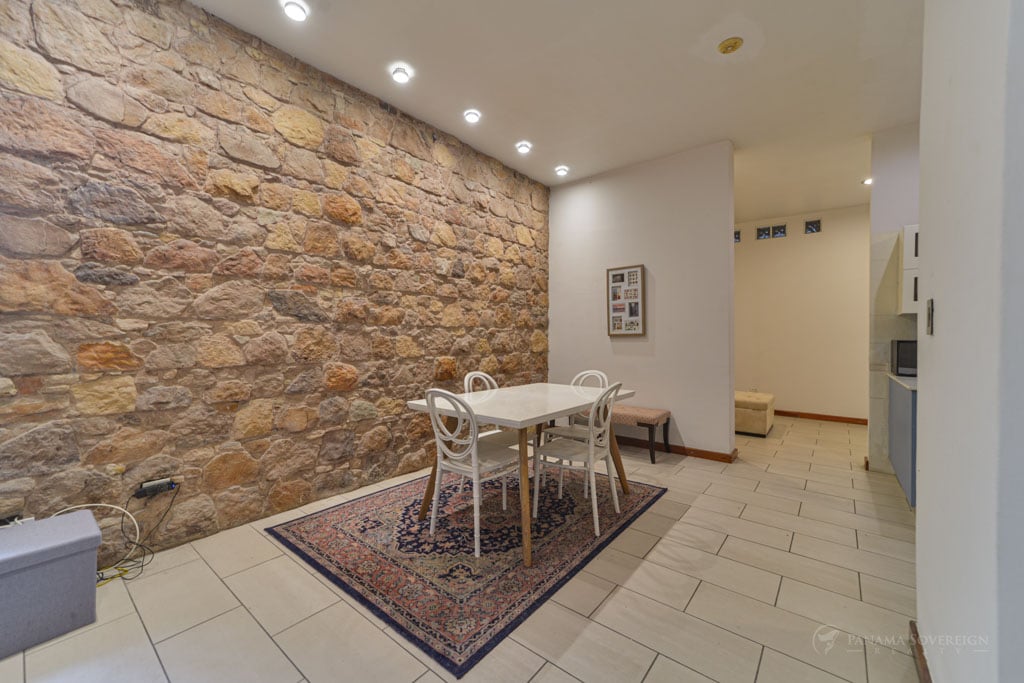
[888,374,918,391]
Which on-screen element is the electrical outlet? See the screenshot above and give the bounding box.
[133,478,178,498]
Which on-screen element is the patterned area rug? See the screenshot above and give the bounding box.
[268,469,665,678]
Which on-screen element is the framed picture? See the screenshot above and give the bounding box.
[771,224,787,238]
[607,265,646,336]
[756,227,771,240]
[805,219,822,234]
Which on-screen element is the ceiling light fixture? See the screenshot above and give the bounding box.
[516,141,532,154]
[391,66,411,84]
[281,0,309,22]
[554,165,570,177]
[862,178,874,185]
[463,109,481,124]
[717,36,744,55]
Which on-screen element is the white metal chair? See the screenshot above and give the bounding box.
[426,389,522,557]
[463,371,498,393]
[543,370,610,444]
[532,382,622,536]
[463,371,519,447]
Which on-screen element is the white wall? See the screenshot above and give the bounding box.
[868,123,920,472]
[917,0,1023,679]
[998,1,1024,672]
[735,206,869,420]
[548,141,735,455]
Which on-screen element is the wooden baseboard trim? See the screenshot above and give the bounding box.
[615,436,737,463]
[909,621,933,683]
[775,410,868,426]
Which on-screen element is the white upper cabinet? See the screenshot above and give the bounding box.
[898,224,920,315]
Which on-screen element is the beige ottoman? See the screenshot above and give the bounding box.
[735,391,775,437]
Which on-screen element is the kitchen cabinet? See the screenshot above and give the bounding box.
[888,374,917,507]
[897,224,920,315]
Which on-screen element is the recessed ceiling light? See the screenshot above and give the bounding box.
[391,66,411,84]
[281,0,308,21]
[515,141,532,154]
[463,109,481,124]
[862,178,874,185]
[717,36,744,55]
[554,165,569,177]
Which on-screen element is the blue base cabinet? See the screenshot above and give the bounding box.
[888,376,917,507]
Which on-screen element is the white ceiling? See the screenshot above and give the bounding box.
[191,0,923,222]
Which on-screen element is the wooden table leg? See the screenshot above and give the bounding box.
[417,457,438,521]
[518,427,532,567]
[608,425,631,495]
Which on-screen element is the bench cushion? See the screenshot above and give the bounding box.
[611,405,670,426]
[735,391,774,410]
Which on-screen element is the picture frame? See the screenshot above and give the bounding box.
[607,264,646,336]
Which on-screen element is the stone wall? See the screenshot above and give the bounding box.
[0,0,549,561]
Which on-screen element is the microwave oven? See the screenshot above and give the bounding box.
[891,340,917,377]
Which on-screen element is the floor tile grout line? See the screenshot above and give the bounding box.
[679,508,795,549]
[796,507,916,535]
[752,645,765,682]
[214,548,289,581]
[507,634,567,678]
[528,660,578,683]
[775,574,913,623]
[376,625,453,682]
[691,531,913,613]
[121,580,172,683]
[607,583,863,682]
[191,551,315,683]
[786,536,917,588]
[638,652,658,682]
[642,537,784,605]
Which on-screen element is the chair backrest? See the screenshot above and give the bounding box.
[425,388,480,467]
[568,370,609,425]
[586,382,622,449]
[571,370,609,389]
[464,371,499,393]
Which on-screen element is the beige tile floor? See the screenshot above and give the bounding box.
[0,417,919,683]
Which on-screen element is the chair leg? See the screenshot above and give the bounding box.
[606,453,620,514]
[472,475,482,558]
[429,465,444,536]
[558,467,565,499]
[588,459,600,536]
[581,466,587,498]
[663,419,671,455]
[532,453,542,518]
[501,476,507,511]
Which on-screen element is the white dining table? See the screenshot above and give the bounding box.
[406,382,636,567]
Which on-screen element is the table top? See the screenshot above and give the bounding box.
[407,382,636,429]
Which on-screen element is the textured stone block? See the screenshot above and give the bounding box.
[71,376,137,415]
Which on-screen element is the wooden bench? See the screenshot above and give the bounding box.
[611,405,671,464]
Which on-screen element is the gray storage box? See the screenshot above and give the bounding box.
[0,510,102,658]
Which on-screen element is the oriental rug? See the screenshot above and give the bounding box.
[267,470,665,678]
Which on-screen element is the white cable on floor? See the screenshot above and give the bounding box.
[51,503,141,569]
